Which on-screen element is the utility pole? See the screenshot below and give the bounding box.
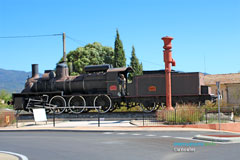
[63,32,66,63]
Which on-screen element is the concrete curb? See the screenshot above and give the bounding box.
[0,129,139,133]
[0,127,235,133]
[0,151,28,160]
[193,134,240,142]
[2,120,240,133]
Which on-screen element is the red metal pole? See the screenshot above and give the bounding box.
[162,36,175,110]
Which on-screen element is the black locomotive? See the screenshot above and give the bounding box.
[13,62,215,113]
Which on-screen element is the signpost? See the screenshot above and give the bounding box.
[33,108,47,124]
[216,81,221,131]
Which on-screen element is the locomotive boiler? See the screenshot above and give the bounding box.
[13,62,215,114]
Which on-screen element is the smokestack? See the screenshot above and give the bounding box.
[32,64,39,78]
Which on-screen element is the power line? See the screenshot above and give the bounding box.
[66,35,160,67]
[0,33,162,67]
[139,58,161,66]
[66,35,87,46]
[0,33,62,39]
[127,56,161,67]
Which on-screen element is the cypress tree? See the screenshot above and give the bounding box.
[114,29,126,67]
[129,45,143,80]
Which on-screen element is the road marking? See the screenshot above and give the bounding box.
[132,133,141,136]
[117,132,128,135]
[160,136,171,138]
[0,151,28,160]
[103,132,113,135]
[145,134,156,137]
[174,137,192,140]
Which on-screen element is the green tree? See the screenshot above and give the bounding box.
[129,46,143,80]
[114,29,126,67]
[0,90,11,103]
[60,42,114,75]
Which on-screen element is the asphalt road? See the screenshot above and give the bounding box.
[0,131,240,160]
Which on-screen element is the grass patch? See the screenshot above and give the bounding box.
[156,104,204,124]
[0,104,13,109]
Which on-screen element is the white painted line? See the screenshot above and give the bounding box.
[145,134,156,137]
[0,151,28,160]
[103,132,113,135]
[174,137,193,140]
[132,133,141,136]
[117,132,128,135]
[160,136,171,138]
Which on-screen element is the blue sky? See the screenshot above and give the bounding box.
[0,0,239,74]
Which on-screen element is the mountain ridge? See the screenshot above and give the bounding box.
[0,68,32,93]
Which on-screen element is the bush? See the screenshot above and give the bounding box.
[114,106,142,112]
[0,90,12,103]
[0,103,13,110]
[201,100,232,112]
[156,104,204,124]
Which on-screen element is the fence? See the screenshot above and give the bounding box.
[142,106,240,126]
[15,106,102,128]
[1,106,240,128]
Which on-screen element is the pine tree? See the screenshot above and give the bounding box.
[129,45,143,80]
[114,29,126,67]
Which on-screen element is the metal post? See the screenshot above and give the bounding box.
[205,109,208,124]
[53,107,55,127]
[216,81,221,131]
[143,112,145,126]
[174,108,176,124]
[16,111,19,128]
[98,106,100,127]
[233,107,235,123]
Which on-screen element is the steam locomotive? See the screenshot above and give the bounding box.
[13,62,215,114]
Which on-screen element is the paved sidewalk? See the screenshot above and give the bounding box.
[0,120,235,133]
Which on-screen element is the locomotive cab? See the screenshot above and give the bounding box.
[106,67,133,97]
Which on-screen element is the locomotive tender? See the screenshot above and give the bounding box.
[13,62,215,113]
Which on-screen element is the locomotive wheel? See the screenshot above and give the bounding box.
[49,96,66,114]
[94,95,112,113]
[68,96,86,114]
[140,102,158,112]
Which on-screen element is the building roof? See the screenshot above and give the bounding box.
[204,73,240,85]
